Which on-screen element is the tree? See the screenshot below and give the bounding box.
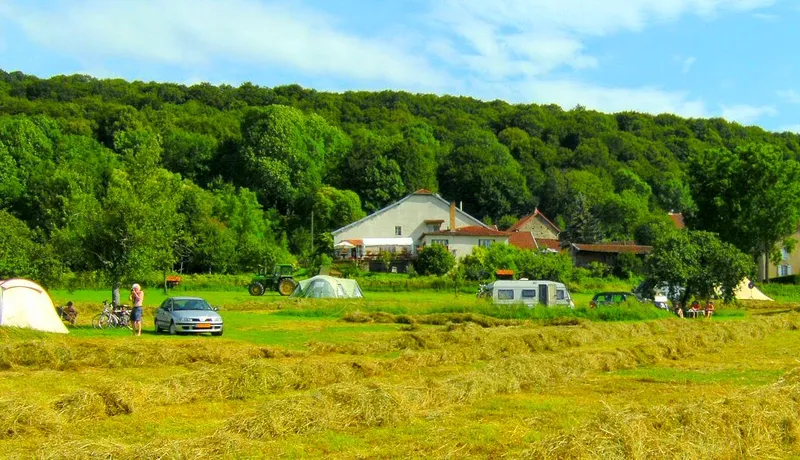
[560,193,603,244]
[415,244,455,276]
[83,129,183,302]
[688,143,800,278]
[644,230,753,303]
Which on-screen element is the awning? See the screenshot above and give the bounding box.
[361,237,414,246]
[334,241,355,248]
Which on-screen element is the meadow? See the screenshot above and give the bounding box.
[3,285,800,458]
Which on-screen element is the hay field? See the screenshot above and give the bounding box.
[3,292,800,459]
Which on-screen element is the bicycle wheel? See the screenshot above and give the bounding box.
[93,313,111,329]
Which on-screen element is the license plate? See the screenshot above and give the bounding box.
[196,323,211,329]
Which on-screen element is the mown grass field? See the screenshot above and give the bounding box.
[4,287,800,458]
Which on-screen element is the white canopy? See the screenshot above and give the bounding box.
[361,237,414,246]
[334,241,355,248]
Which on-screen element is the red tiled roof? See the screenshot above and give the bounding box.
[508,208,561,233]
[423,226,509,237]
[346,239,363,245]
[669,212,685,229]
[414,189,434,195]
[571,243,653,254]
[536,238,561,251]
[509,233,562,251]
[509,232,535,249]
[424,219,445,223]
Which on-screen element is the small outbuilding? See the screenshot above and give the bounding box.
[290,275,364,299]
[0,278,68,334]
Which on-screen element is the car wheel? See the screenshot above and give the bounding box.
[154,320,161,334]
[278,278,298,296]
[248,282,265,296]
[168,321,176,335]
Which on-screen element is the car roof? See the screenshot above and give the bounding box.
[592,291,634,296]
[166,296,206,301]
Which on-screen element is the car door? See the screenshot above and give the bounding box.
[156,299,172,326]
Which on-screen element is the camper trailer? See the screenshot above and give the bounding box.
[479,280,574,308]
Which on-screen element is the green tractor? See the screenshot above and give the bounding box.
[248,264,298,296]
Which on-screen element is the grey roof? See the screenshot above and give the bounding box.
[331,190,489,235]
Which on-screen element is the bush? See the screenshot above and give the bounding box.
[614,252,643,279]
[415,245,455,276]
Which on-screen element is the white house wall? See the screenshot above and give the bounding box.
[334,194,484,249]
[421,235,509,259]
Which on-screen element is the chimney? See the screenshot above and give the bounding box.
[459,201,463,211]
[450,201,456,231]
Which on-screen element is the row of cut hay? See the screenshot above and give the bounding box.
[139,356,384,405]
[115,313,800,409]
[525,369,800,459]
[0,335,297,370]
[0,384,135,441]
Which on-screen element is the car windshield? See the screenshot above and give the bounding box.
[172,299,212,311]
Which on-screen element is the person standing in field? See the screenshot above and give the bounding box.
[130,283,144,336]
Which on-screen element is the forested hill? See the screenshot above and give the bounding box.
[2,69,799,280]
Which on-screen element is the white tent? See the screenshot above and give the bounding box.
[290,275,364,299]
[733,278,773,301]
[0,279,68,333]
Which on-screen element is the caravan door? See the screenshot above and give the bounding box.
[539,284,549,306]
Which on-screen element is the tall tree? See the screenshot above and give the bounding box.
[83,129,183,302]
[560,193,603,244]
[644,230,753,303]
[688,143,800,277]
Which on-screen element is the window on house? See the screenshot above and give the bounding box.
[427,223,441,232]
[780,265,792,276]
[478,239,492,248]
[431,239,449,247]
[395,226,402,236]
[497,289,514,300]
[782,248,790,261]
[521,289,536,299]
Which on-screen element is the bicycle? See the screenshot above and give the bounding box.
[92,300,131,329]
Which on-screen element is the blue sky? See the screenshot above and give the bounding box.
[0,0,798,132]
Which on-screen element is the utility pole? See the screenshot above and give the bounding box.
[310,209,314,256]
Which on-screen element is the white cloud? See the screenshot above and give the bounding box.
[682,56,697,74]
[0,0,448,89]
[778,89,800,104]
[426,0,773,115]
[720,104,778,124]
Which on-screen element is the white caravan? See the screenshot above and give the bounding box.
[479,280,574,308]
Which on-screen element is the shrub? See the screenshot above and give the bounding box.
[415,245,455,276]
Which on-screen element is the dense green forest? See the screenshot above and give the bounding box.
[1,69,800,287]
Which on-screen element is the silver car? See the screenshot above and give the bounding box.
[154,296,223,336]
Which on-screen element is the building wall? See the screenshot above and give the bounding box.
[420,234,509,259]
[517,215,559,239]
[759,230,800,280]
[334,195,484,251]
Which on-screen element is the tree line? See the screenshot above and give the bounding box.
[1,69,799,292]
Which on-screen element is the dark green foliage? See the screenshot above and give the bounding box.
[561,193,603,244]
[461,244,574,283]
[0,70,798,285]
[644,230,754,302]
[415,244,455,276]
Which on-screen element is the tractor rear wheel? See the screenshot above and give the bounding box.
[248,282,265,296]
[278,278,298,296]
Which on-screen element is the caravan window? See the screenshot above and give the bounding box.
[556,289,566,300]
[497,289,514,300]
[521,289,536,299]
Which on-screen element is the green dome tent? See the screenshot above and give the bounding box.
[290,275,364,299]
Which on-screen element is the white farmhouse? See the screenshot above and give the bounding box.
[332,189,508,262]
